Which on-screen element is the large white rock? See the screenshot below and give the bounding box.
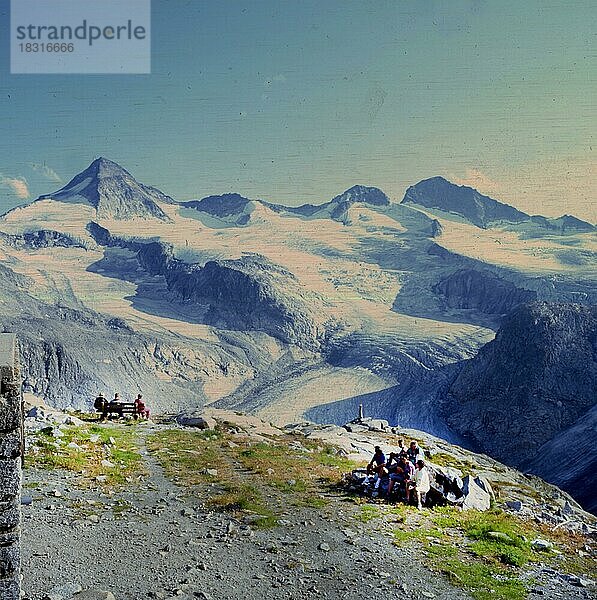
[475,475,496,502]
[461,475,491,511]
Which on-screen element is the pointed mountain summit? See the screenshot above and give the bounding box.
[401,177,528,228]
[401,176,595,232]
[37,157,173,221]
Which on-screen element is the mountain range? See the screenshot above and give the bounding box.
[1,157,595,511]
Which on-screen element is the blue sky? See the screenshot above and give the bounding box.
[1,0,595,220]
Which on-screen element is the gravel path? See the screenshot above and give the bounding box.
[21,426,475,600]
[20,426,594,600]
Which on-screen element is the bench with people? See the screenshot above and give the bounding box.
[94,392,150,421]
[357,439,438,509]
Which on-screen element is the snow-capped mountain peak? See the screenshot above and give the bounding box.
[37,157,173,221]
[402,176,595,233]
[330,185,391,207]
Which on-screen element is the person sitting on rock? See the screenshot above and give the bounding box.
[407,440,424,465]
[366,446,386,475]
[388,454,414,498]
[406,459,431,509]
[134,393,150,419]
[385,451,401,473]
[396,438,408,455]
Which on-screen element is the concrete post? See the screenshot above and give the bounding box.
[0,334,22,599]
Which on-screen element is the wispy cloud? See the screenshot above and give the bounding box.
[0,175,30,199]
[449,168,501,195]
[30,162,62,183]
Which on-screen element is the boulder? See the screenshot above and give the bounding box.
[461,475,491,511]
[176,411,216,430]
[531,538,553,552]
[475,475,496,502]
[365,419,390,432]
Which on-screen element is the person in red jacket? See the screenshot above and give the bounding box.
[134,393,150,419]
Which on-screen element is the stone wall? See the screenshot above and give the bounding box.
[0,334,22,599]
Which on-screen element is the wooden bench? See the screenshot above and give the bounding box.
[99,401,140,420]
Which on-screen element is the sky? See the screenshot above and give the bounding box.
[0,0,595,221]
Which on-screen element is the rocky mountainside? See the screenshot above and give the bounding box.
[37,157,173,221]
[445,302,597,509]
[432,268,538,315]
[402,176,595,232]
[525,404,597,514]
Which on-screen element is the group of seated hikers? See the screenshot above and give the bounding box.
[93,392,150,420]
[365,440,430,509]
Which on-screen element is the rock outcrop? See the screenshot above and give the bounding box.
[445,302,597,511]
[433,269,537,316]
[181,193,252,218]
[179,257,327,348]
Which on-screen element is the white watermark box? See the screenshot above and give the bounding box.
[11,0,151,74]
